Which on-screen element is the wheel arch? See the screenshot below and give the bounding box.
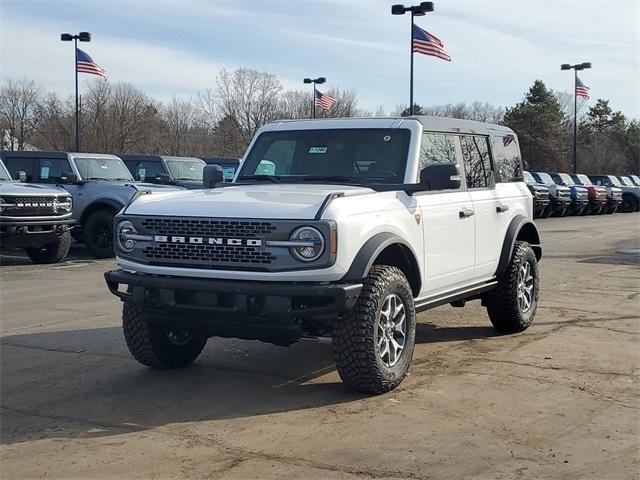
[342,232,422,297]
[495,215,542,275]
[80,199,124,225]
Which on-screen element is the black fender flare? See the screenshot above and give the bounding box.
[80,199,125,225]
[342,232,421,292]
[495,215,542,275]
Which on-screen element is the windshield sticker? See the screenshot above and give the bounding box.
[101,164,109,169]
[40,166,50,179]
[309,147,328,154]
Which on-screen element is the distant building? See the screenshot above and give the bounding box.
[1,130,39,151]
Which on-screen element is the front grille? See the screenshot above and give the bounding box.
[143,243,276,266]
[2,196,64,216]
[140,218,276,238]
[535,190,549,200]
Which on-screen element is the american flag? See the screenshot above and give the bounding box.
[77,48,107,78]
[412,23,451,62]
[575,76,590,100]
[315,89,336,111]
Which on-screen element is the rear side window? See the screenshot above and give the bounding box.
[460,135,492,189]
[39,158,72,183]
[4,157,36,181]
[492,134,523,182]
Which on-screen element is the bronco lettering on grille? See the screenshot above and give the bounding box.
[153,235,263,247]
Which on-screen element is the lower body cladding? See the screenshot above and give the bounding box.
[105,269,362,346]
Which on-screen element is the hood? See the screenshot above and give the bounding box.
[0,181,69,196]
[86,180,181,192]
[125,183,372,219]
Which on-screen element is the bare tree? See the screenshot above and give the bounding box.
[33,92,74,150]
[277,90,311,120]
[216,68,282,143]
[161,96,202,156]
[0,78,40,150]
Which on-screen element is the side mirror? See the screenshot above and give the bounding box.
[419,163,461,191]
[154,172,172,184]
[203,165,224,188]
[60,172,78,183]
[17,171,27,182]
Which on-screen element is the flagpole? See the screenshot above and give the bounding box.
[312,84,316,119]
[573,69,578,174]
[409,11,414,115]
[74,37,80,152]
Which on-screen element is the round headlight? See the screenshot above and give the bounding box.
[116,220,138,253]
[56,196,73,213]
[290,226,324,262]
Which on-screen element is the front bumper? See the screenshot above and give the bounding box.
[105,269,362,323]
[0,218,75,248]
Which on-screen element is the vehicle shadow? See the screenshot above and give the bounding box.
[0,243,96,266]
[1,320,497,445]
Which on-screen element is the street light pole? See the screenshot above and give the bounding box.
[561,61,592,174]
[61,31,91,152]
[392,2,434,115]
[303,77,326,119]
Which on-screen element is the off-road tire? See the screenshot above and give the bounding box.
[122,302,207,369]
[84,210,115,258]
[484,241,539,334]
[25,231,71,264]
[332,265,416,394]
[620,194,639,213]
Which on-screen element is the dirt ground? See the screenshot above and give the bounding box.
[1,213,639,480]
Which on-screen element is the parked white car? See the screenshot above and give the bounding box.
[105,116,542,393]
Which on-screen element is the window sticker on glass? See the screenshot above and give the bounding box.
[138,168,146,177]
[101,164,109,169]
[309,146,328,154]
[41,166,50,179]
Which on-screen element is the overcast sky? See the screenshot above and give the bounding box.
[1,0,638,118]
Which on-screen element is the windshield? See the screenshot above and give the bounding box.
[607,176,622,186]
[166,159,205,182]
[559,173,575,185]
[0,161,11,181]
[630,175,640,186]
[577,174,592,186]
[238,129,411,185]
[536,172,554,185]
[74,157,133,181]
[619,176,633,187]
[523,171,536,184]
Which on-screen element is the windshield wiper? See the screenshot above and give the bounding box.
[237,175,281,183]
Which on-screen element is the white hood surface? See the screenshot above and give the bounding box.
[124,183,372,219]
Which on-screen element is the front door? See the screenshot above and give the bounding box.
[415,132,475,296]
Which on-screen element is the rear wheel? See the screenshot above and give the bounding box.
[333,265,416,394]
[123,302,207,369]
[484,241,539,334]
[84,210,115,258]
[24,231,71,264]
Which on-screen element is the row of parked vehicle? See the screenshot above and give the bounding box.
[0,152,239,263]
[524,171,640,218]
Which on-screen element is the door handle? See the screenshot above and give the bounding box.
[459,208,474,218]
[496,204,509,213]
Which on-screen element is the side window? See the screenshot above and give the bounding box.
[5,157,36,181]
[492,134,523,182]
[39,158,72,183]
[419,133,457,171]
[460,135,492,189]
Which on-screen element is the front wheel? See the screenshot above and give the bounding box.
[484,241,539,333]
[24,231,71,264]
[123,302,207,369]
[84,210,115,258]
[332,265,416,394]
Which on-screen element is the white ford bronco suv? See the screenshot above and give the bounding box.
[105,116,542,393]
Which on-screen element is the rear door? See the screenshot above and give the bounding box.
[415,132,475,295]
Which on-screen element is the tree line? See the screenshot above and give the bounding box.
[1,69,637,174]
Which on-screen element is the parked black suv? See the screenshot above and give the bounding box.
[0,160,74,263]
[120,155,207,189]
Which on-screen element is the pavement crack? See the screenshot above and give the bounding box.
[481,358,638,378]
